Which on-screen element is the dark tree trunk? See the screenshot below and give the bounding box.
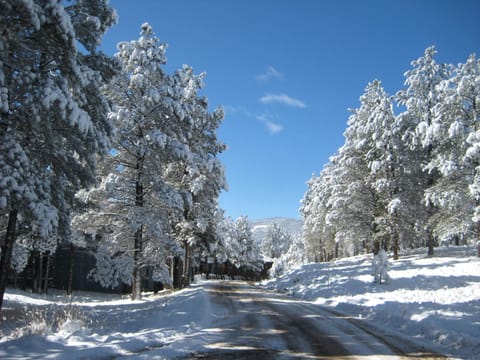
[32,252,38,293]
[0,208,18,313]
[427,234,434,256]
[43,254,50,295]
[393,232,399,260]
[173,256,183,289]
[131,173,144,300]
[169,256,174,288]
[67,244,76,295]
[182,241,190,288]
[38,253,43,294]
[132,225,143,300]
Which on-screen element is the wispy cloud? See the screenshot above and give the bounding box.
[265,120,284,134]
[260,93,307,108]
[222,105,254,119]
[256,66,284,82]
[257,113,284,134]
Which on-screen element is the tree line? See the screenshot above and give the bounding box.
[301,47,480,262]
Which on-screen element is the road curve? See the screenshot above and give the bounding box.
[182,281,445,359]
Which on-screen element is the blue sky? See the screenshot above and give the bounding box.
[101,0,480,220]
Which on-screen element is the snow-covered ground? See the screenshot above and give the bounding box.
[1,245,478,359]
[0,285,215,359]
[264,245,480,359]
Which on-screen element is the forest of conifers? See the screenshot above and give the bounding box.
[301,47,480,262]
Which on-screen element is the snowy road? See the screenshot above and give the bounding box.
[0,280,450,359]
[185,281,444,359]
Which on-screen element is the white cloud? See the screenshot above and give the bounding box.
[256,66,284,82]
[257,113,284,134]
[222,105,255,119]
[265,120,284,134]
[259,93,307,108]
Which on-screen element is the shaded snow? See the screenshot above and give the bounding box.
[263,245,480,359]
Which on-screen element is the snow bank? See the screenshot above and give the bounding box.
[263,245,480,359]
[0,284,215,359]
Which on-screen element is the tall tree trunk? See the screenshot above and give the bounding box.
[131,146,145,300]
[393,232,399,260]
[32,252,38,293]
[182,241,190,288]
[173,256,183,289]
[477,223,480,257]
[0,208,18,312]
[132,225,143,300]
[132,172,144,300]
[427,235,434,256]
[169,256,174,288]
[43,254,50,295]
[67,244,76,295]
[38,253,43,294]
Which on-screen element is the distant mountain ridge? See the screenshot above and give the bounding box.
[249,217,303,243]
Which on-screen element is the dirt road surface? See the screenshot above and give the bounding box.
[183,281,445,359]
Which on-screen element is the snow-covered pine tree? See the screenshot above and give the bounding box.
[301,163,337,262]
[214,217,238,269]
[85,23,186,299]
[270,232,305,277]
[396,46,451,255]
[359,80,425,258]
[216,216,261,276]
[164,66,227,288]
[432,54,480,245]
[234,216,262,273]
[262,223,293,260]
[0,0,117,310]
[300,173,322,262]
[304,80,424,260]
[325,82,391,256]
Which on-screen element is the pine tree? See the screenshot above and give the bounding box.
[262,223,293,259]
[301,164,337,262]
[80,23,195,299]
[0,0,117,310]
[396,46,451,255]
[234,216,261,272]
[81,23,226,297]
[433,54,480,245]
[164,66,226,288]
[217,216,261,274]
[325,82,390,256]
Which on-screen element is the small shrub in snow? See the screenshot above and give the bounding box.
[372,249,390,284]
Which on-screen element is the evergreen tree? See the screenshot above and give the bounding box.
[301,164,337,262]
[0,0,117,310]
[432,54,480,244]
[165,66,226,288]
[396,46,451,255]
[83,23,194,299]
[326,82,388,256]
[217,216,261,273]
[77,24,226,296]
[262,223,292,259]
[234,216,261,272]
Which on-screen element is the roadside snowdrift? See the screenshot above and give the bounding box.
[0,286,214,359]
[264,245,480,359]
